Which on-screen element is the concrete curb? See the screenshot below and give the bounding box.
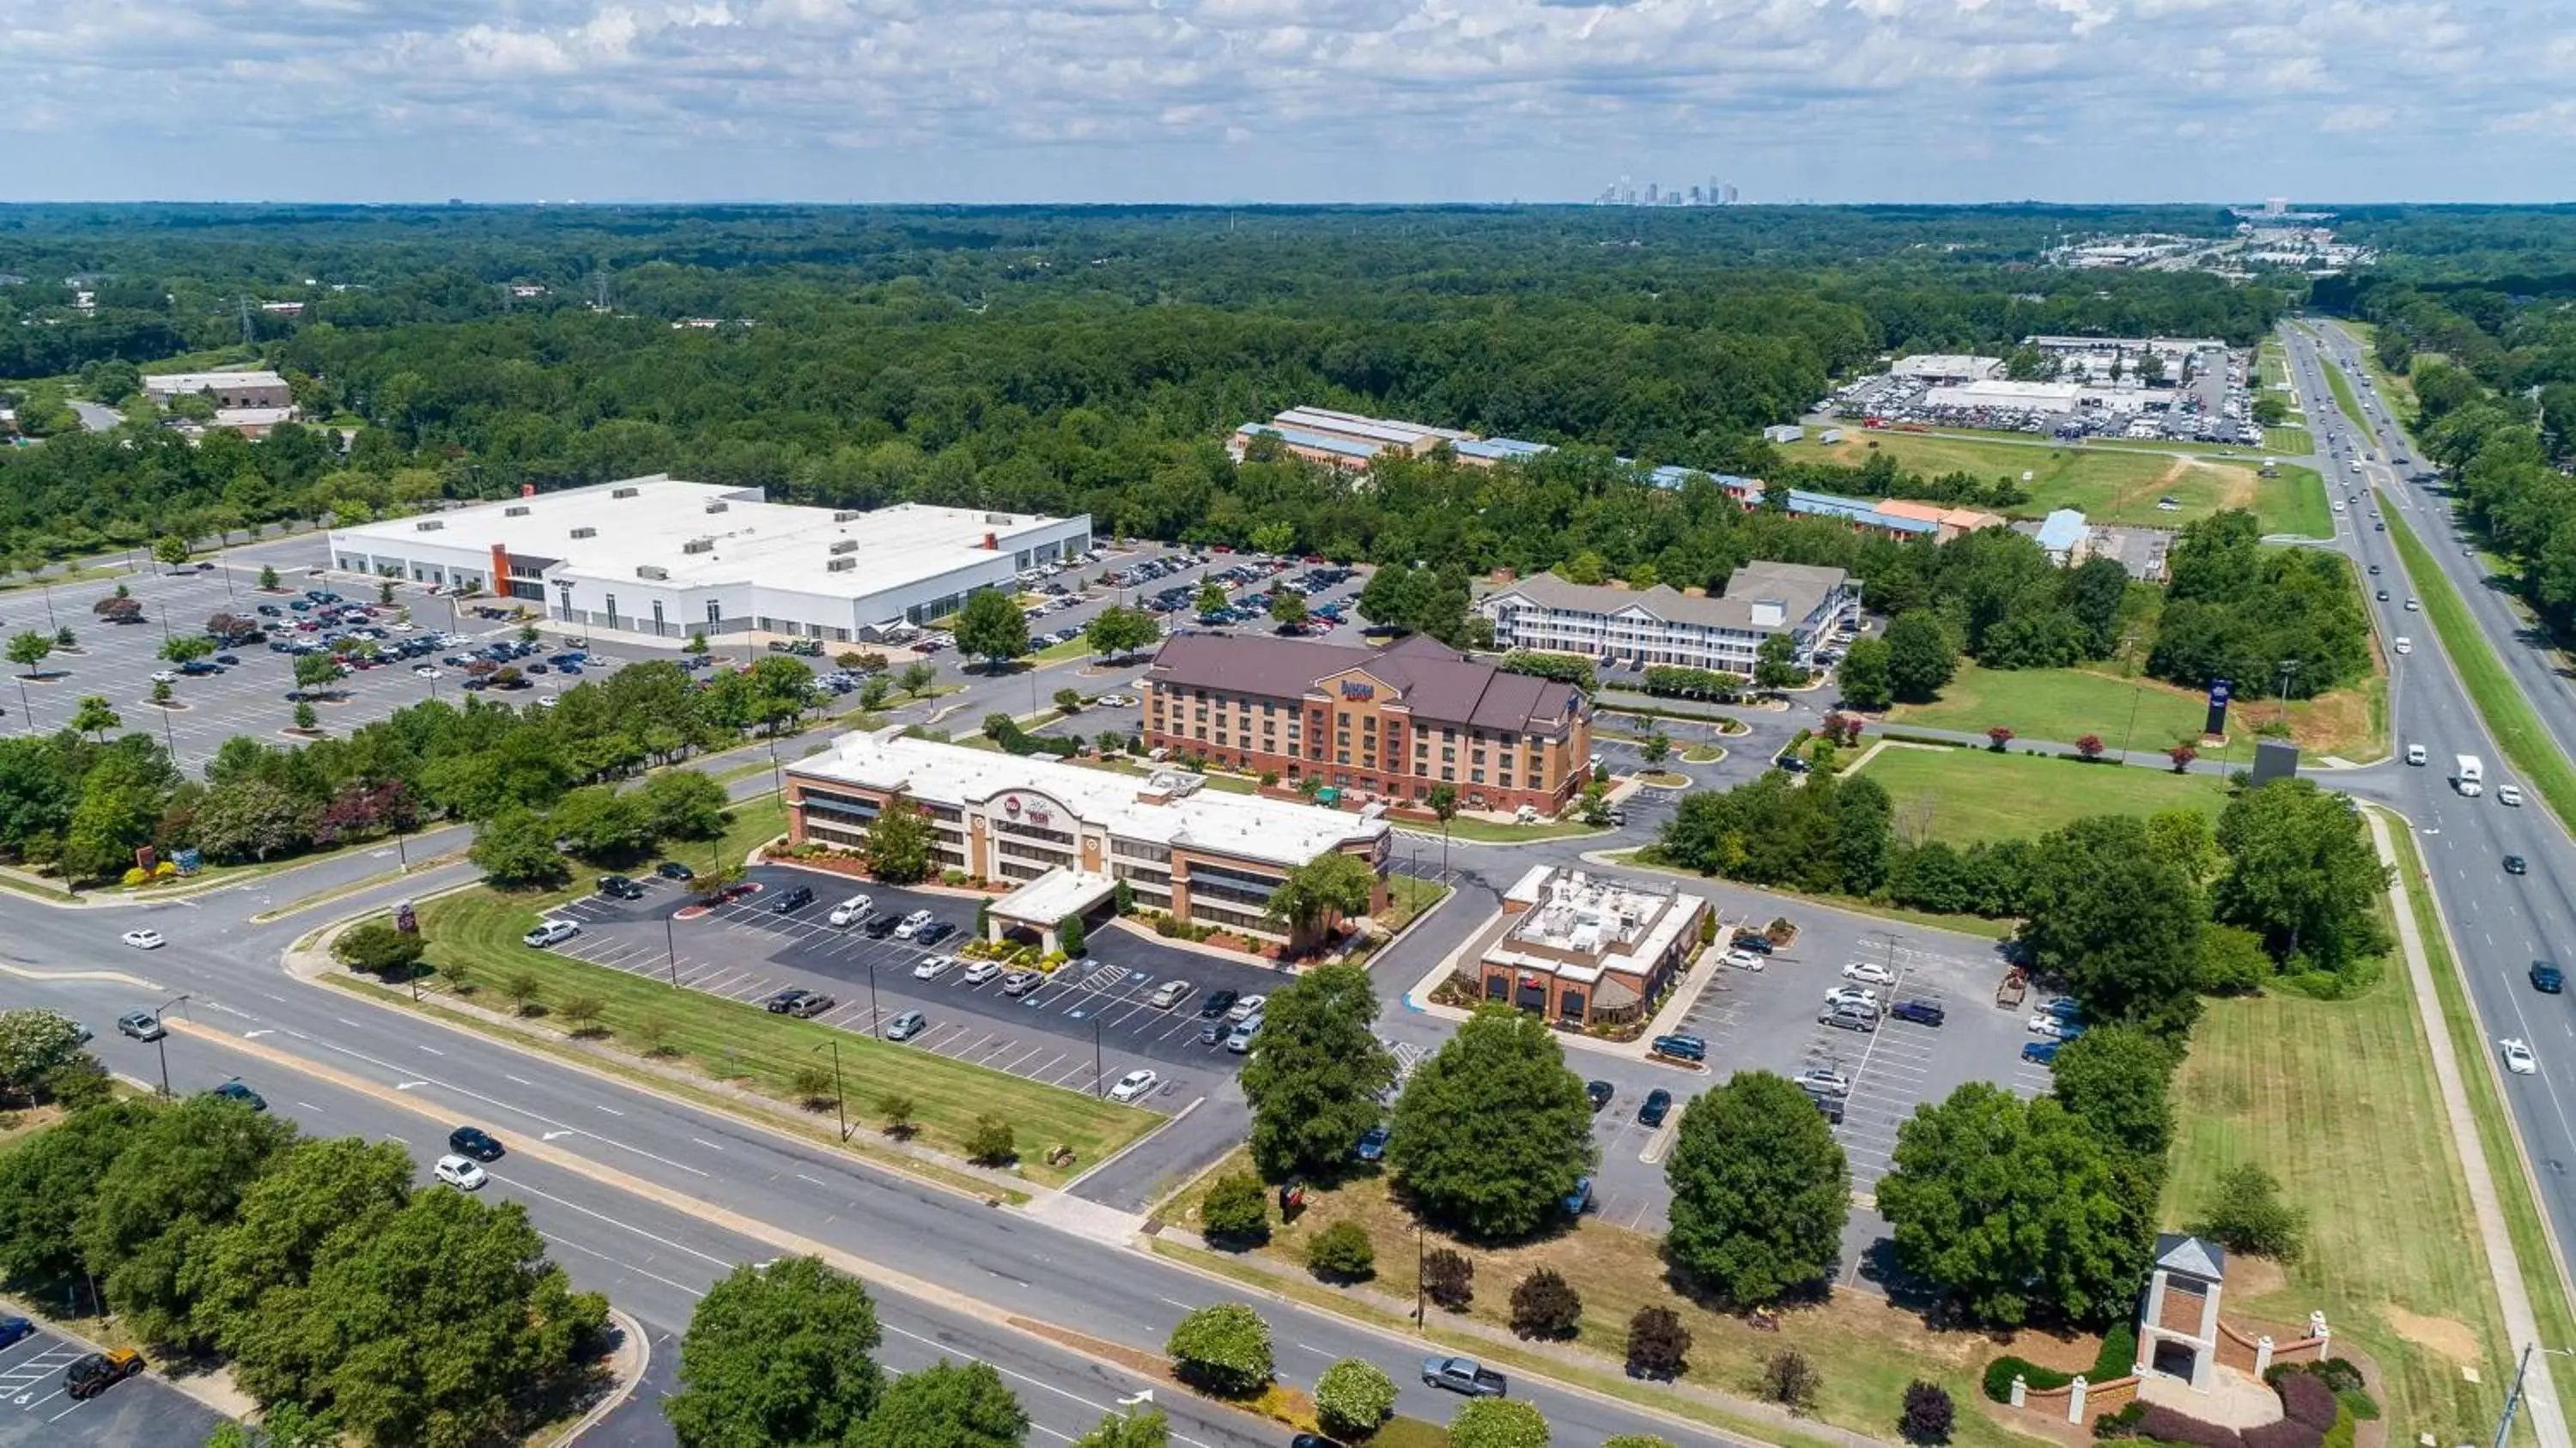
[562,1308,652,1444]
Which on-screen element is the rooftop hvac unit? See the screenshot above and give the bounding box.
[983,513,1014,525]
[833,510,861,522]
[829,539,858,555]
[827,557,857,573]
[612,486,640,499]
[570,526,597,539]
[414,520,444,532]
[505,505,531,517]
[704,501,729,514]
[636,565,669,581]
[682,538,714,555]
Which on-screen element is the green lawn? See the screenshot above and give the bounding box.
[1420,815,1607,844]
[1885,660,2386,763]
[1850,742,2233,843]
[2164,917,2513,1444]
[410,887,1154,1186]
[2380,496,2576,839]
[2387,818,2576,1425]
[2265,425,2316,456]
[1798,431,2330,535]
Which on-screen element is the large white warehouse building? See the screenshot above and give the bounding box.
[327,476,1091,644]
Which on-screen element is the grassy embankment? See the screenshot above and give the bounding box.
[1886,659,2386,764]
[1795,430,2332,537]
[1848,741,2234,845]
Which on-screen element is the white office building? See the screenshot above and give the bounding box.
[1476,562,1855,672]
[326,475,1091,644]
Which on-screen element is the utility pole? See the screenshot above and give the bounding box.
[811,1039,851,1142]
[2275,660,2301,730]
[151,992,191,1094]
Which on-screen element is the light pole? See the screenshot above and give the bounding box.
[2274,659,2300,731]
[664,914,680,989]
[866,955,882,1039]
[2492,1343,2573,1448]
[811,1040,851,1142]
[1413,1220,1427,1327]
[1093,1013,1105,1098]
[151,992,191,1094]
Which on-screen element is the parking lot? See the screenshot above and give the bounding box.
[538,864,1297,1108]
[0,541,641,770]
[0,1320,227,1447]
[1560,917,2048,1251]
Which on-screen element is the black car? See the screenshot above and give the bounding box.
[773,885,816,913]
[1585,1080,1614,1111]
[2534,960,2566,994]
[1731,932,1774,955]
[597,874,645,899]
[1200,989,1240,1019]
[2506,855,2530,876]
[1637,1088,1674,1127]
[914,921,957,946]
[862,913,902,939]
[212,1081,267,1111]
[447,1126,506,1161]
[654,861,696,881]
[1891,998,1946,1027]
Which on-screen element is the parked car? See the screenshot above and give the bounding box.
[1150,979,1194,1009]
[523,920,580,949]
[1650,1032,1707,1062]
[1421,1356,1508,1397]
[772,885,816,914]
[1585,1080,1614,1111]
[433,1153,489,1190]
[1200,989,1240,1019]
[1352,1123,1389,1160]
[894,909,935,939]
[447,1126,506,1161]
[0,1316,30,1350]
[1109,1068,1161,1104]
[764,989,835,1018]
[64,1349,144,1400]
[1792,1066,1852,1098]
[1891,998,1947,1027]
[597,874,645,899]
[1226,994,1267,1023]
[885,1011,928,1041]
[1637,1088,1674,1126]
[1731,932,1775,955]
[1820,1002,1879,1032]
[1823,985,1879,1011]
[1225,1021,1260,1054]
[912,954,956,981]
[828,895,874,927]
[1842,960,1896,986]
[1000,970,1042,997]
[962,958,1004,985]
[915,921,957,946]
[1563,1176,1594,1216]
[1722,948,1765,971]
[862,914,902,939]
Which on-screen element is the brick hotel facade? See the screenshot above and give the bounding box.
[1141,633,1593,818]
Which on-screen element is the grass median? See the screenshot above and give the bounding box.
[2379,494,2576,838]
[2323,354,2372,432]
[2383,816,2576,1428]
[411,889,1156,1188]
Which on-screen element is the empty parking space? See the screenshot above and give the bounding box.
[532,865,1288,1108]
[0,1323,228,1447]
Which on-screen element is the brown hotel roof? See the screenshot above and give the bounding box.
[1145,633,1582,736]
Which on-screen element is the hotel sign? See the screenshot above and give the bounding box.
[999,792,1057,827]
[1340,679,1376,701]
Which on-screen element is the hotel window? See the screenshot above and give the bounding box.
[707,599,722,624]
[1471,770,1485,784]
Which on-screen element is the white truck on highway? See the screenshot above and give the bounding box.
[2456,755,2485,798]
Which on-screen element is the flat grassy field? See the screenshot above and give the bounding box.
[2165,940,2512,1444]
[1885,660,2387,763]
[411,890,1154,1185]
[2381,496,2576,838]
[1163,1155,2025,1448]
[2265,425,2315,456]
[1850,742,2234,843]
[1796,431,2331,536]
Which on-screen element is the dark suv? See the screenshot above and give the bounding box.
[1891,998,1947,1027]
[2533,960,2566,995]
[597,874,645,900]
[862,913,902,939]
[773,885,816,914]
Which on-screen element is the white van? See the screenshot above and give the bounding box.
[2406,744,2428,766]
[828,894,874,928]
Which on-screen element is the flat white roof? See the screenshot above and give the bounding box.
[1892,354,2002,379]
[332,476,1082,598]
[792,729,1387,871]
[991,867,1117,924]
[143,368,288,391]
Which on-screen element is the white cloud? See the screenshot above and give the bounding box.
[0,0,2567,199]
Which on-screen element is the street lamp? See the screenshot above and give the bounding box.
[1093,1012,1105,1099]
[664,914,680,989]
[811,1040,852,1142]
[151,992,191,1095]
[2493,1343,2574,1448]
[1413,1220,1427,1328]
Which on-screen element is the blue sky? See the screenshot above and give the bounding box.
[3,0,2571,204]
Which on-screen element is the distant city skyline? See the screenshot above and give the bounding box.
[4,0,2573,204]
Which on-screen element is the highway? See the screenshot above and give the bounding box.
[0,849,1740,1445]
[2274,322,2576,1392]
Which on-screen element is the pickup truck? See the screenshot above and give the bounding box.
[1996,968,2029,1010]
[1422,1355,1508,1397]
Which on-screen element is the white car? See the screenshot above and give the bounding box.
[2502,1038,2538,1076]
[2027,1013,2081,1040]
[2404,598,2421,611]
[1095,693,1139,707]
[961,958,1004,985]
[522,920,580,949]
[1109,1068,1160,1103]
[149,670,179,684]
[433,1153,489,1190]
[1227,994,1267,1023]
[893,909,934,940]
[1823,985,1879,1010]
[2500,784,2524,807]
[912,954,955,981]
[120,928,166,950]
[1722,949,1766,972]
[828,895,873,927]
[1841,960,1897,986]
[413,666,441,678]
[1792,1066,1852,1098]
[2393,637,2412,656]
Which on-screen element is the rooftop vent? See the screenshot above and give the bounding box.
[682,538,714,556]
[414,520,444,532]
[703,501,729,514]
[504,505,530,517]
[611,486,640,500]
[833,510,861,522]
[983,512,1014,525]
[636,565,669,581]
[570,526,597,539]
[829,540,858,555]
[827,557,857,573]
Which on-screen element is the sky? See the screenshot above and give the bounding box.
[3,0,2573,204]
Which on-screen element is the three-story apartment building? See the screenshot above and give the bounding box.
[1474,562,1854,673]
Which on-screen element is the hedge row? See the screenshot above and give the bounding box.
[1980,1324,2138,1403]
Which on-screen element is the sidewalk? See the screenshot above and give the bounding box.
[2367,807,2570,1448]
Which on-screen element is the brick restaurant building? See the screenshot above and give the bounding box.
[1141,633,1593,818]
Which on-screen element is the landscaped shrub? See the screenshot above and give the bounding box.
[2093,1323,2138,1380]
[1508,1268,1581,1340]
[1983,1356,2073,1402]
[1901,1381,1956,1444]
[2093,1401,2148,1439]
[1422,1248,1474,1311]
[2135,1402,2244,1448]
[2275,1366,2338,1429]
[2241,1419,2324,1448]
[2314,1359,2366,1396]
[1304,1220,1376,1281]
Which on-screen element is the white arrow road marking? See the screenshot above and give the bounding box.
[394,1080,430,1090]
